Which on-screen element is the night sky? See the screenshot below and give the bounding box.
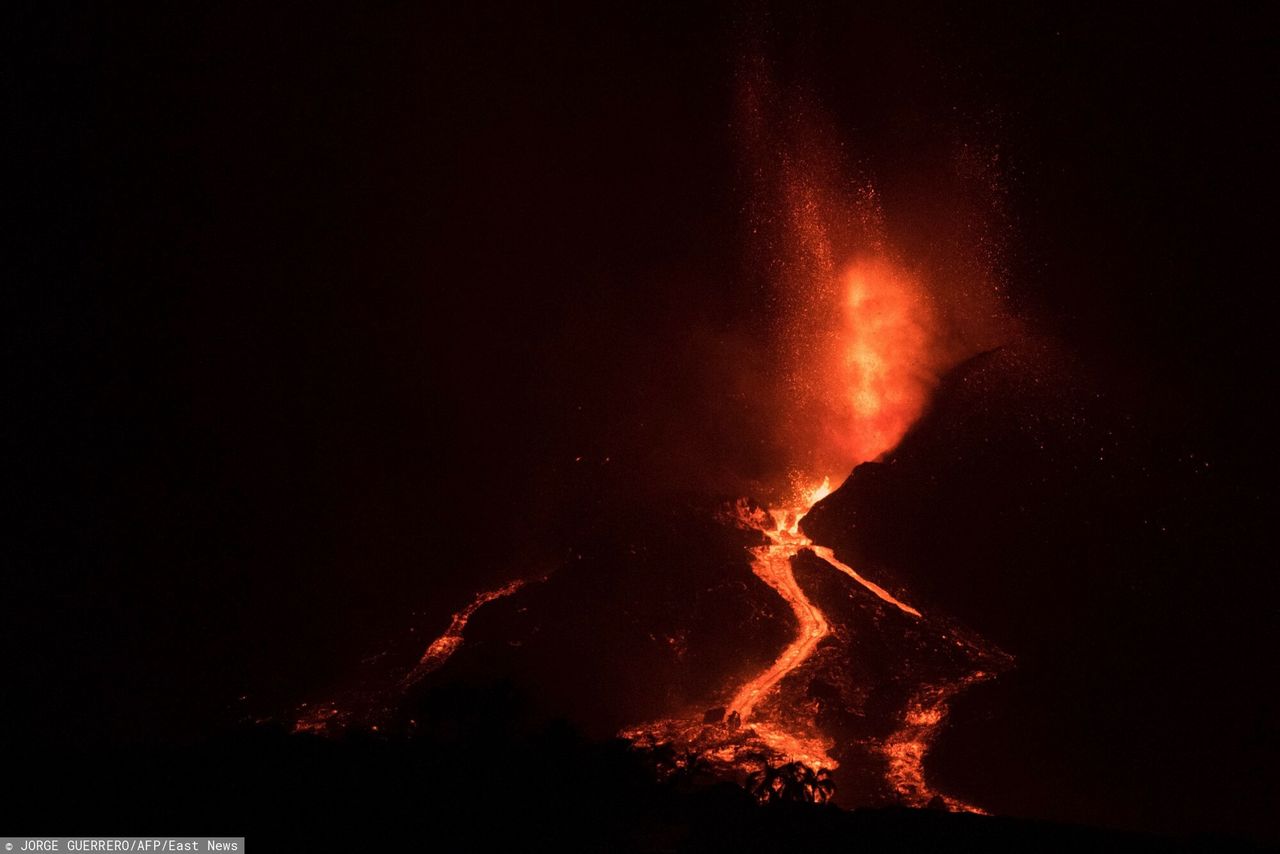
[9,1,1276,842]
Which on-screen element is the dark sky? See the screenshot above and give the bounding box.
[9,1,1276,828]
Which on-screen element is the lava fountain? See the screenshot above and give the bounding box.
[617,250,1008,810]
[620,64,1012,807]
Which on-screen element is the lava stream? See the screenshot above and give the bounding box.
[729,546,830,723]
[728,479,923,727]
[883,673,996,812]
[809,546,921,618]
[700,475,1005,811]
[401,579,528,688]
[291,576,542,736]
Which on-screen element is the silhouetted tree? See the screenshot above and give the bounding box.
[747,761,836,804]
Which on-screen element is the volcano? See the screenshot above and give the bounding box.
[283,326,1273,843]
[282,341,1075,813]
[11,1,1275,850]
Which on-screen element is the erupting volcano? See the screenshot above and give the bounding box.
[620,245,1009,808]
[608,68,1012,807]
[290,64,1015,814]
[16,3,1269,847]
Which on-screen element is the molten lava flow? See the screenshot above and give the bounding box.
[291,577,535,735]
[808,546,921,618]
[728,478,924,726]
[727,487,832,725]
[883,671,997,812]
[625,478,1001,810]
[706,475,928,772]
[401,579,528,688]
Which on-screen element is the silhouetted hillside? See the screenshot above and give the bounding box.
[803,339,1276,838]
[8,692,1269,852]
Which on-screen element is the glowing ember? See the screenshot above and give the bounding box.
[293,704,348,735]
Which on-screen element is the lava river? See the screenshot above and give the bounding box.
[620,475,1005,811]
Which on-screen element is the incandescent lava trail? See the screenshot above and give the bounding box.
[727,495,832,724]
[292,576,540,735]
[401,579,530,688]
[808,546,920,618]
[701,473,1002,809]
[727,480,923,726]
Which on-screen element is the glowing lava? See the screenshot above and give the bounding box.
[292,577,535,735]
[808,545,921,618]
[883,671,997,811]
[726,482,833,726]
[621,470,1002,810]
[401,579,529,688]
[727,478,922,726]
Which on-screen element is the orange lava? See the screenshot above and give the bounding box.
[401,579,528,688]
[728,478,923,726]
[627,472,1001,808]
[882,672,997,812]
[808,545,921,618]
[727,484,832,725]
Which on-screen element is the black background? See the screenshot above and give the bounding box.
[8,0,1276,838]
